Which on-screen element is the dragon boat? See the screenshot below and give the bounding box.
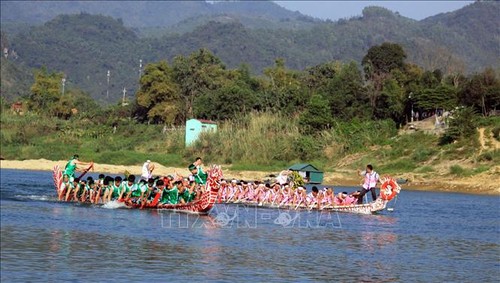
[219,177,402,215]
[52,164,223,215]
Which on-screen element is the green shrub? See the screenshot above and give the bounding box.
[411,147,437,163]
[492,126,500,142]
[477,150,499,163]
[440,107,478,145]
[449,165,467,176]
[379,159,417,173]
[415,166,435,173]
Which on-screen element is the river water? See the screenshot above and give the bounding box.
[1,169,498,282]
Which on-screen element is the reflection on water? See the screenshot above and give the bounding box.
[1,169,499,282]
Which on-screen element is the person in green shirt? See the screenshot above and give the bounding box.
[103,176,122,202]
[144,178,160,205]
[161,180,181,205]
[188,164,207,185]
[65,177,83,201]
[178,181,194,204]
[86,178,99,204]
[63,154,91,181]
[194,157,205,175]
[131,179,147,201]
[120,175,137,200]
[100,176,114,204]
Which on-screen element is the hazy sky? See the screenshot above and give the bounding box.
[274,1,474,21]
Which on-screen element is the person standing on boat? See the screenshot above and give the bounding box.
[141,160,155,181]
[188,163,207,185]
[357,164,380,204]
[63,154,91,182]
[194,157,205,176]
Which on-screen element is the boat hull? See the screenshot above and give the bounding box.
[53,165,222,215]
[221,198,388,214]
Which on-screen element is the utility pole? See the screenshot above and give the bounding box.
[122,87,127,106]
[106,70,110,99]
[61,77,66,96]
[139,59,143,79]
[409,92,414,123]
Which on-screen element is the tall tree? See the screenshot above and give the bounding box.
[262,58,308,114]
[362,42,407,115]
[324,61,368,120]
[136,61,180,124]
[173,48,228,121]
[374,77,406,124]
[460,68,500,116]
[415,84,458,112]
[194,66,261,120]
[28,67,64,114]
[362,42,406,76]
[299,94,332,134]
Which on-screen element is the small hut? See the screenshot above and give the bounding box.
[288,163,324,184]
[185,119,217,146]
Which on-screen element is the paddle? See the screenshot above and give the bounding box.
[77,162,94,180]
[294,199,303,210]
[387,195,399,212]
[150,191,162,207]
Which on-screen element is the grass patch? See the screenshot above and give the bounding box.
[441,143,478,160]
[449,165,468,176]
[1,111,496,174]
[415,166,435,173]
[379,159,417,173]
[470,165,491,175]
[449,164,490,177]
[411,147,438,163]
[477,150,500,163]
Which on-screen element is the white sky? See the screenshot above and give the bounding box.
[274,1,475,21]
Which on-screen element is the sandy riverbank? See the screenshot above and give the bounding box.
[1,159,499,195]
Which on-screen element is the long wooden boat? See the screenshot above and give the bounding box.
[219,177,402,215]
[52,164,223,215]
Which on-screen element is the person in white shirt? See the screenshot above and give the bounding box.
[357,164,380,204]
[141,160,155,181]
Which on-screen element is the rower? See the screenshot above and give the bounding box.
[130,179,147,203]
[86,178,98,203]
[178,181,192,204]
[120,175,137,200]
[101,176,114,203]
[144,178,157,204]
[107,176,123,202]
[65,177,82,201]
[81,176,94,202]
[160,180,180,205]
[59,174,71,200]
[307,186,320,208]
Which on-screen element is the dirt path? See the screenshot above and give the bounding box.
[478,128,486,154]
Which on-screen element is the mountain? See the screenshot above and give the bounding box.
[6,14,144,102]
[0,0,316,34]
[0,31,33,101]
[421,1,500,72]
[1,1,498,103]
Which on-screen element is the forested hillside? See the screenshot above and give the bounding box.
[0,0,315,32]
[1,1,499,103]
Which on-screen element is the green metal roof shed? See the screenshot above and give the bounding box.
[288,163,323,184]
